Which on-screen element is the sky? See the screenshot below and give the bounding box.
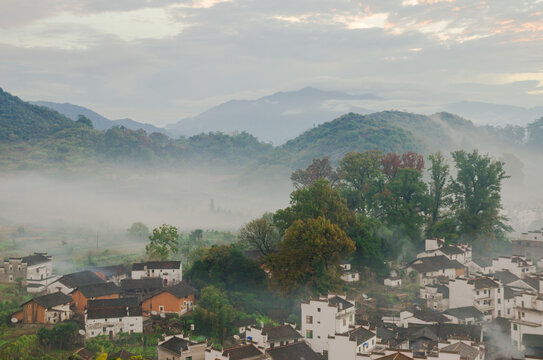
[0,0,542,126]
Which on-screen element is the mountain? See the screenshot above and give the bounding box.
[31,101,169,135]
[166,87,379,145]
[444,101,543,127]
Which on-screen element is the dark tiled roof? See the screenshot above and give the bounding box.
[376,353,415,360]
[504,286,516,300]
[22,253,51,266]
[75,282,120,298]
[267,341,324,360]
[492,270,520,285]
[472,258,492,268]
[57,271,105,289]
[87,297,138,309]
[167,281,195,298]
[524,278,541,291]
[439,245,465,255]
[471,277,499,289]
[348,326,375,345]
[262,325,303,341]
[444,306,484,320]
[132,261,181,270]
[441,341,479,360]
[408,256,464,273]
[409,327,438,341]
[86,305,142,319]
[413,310,449,323]
[328,296,354,310]
[92,265,129,277]
[25,292,71,309]
[223,344,263,360]
[121,278,163,291]
[159,336,196,355]
[376,326,396,341]
[233,318,257,328]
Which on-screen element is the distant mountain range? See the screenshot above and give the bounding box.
[31,101,168,135]
[166,87,379,145]
[444,101,543,127]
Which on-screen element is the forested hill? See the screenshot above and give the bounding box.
[0,87,539,171]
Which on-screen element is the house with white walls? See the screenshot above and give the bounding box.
[84,297,142,339]
[417,239,472,265]
[301,294,356,355]
[448,277,504,319]
[328,326,376,360]
[131,261,182,286]
[340,261,360,283]
[510,292,543,352]
[246,323,303,349]
[406,256,465,286]
[490,256,535,278]
[420,283,449,312]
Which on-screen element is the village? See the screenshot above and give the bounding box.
[1,229,543,360]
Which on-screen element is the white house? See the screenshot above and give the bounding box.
[47,270,105,294]
[384,278,402,288]
[467,259,493,276]
[448,277,504,319]
[340,261,360,283]
[84,298,143,339]
[158,335,206,360]
[246,323,303,349]
[510,292,543,351]
[301,294,356,354]
[131,261,182,286]
[420,283,449,312]
[418,239,472,265]
[406,256,465,285]
[490,256,536,278]
[443,306,484,325]
[328,326,376,360]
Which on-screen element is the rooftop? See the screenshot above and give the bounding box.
[441,341,479,360]
[87,297,139,309]
[121,278,163,291]
[22,253,51,266]
[348,326,375,345]
[159,336,198,356]
[262,325,303,341]
[86,305,142,320]
[328,295,354,310]
[24,291,71,309]
[408,256,464,273]
[376,353,415,360]
[444,306,484,320]
[266,341,324,360]
[222,344,263,360]
[56,271,105,289]
[75,282,120,298]
[492,270,520,285]
[132,261,181,270]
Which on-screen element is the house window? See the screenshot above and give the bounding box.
[498,299,501,304]
[9,275,13,281]
[280,341,284,346]
[317,308,321,312]
[513,324,518,330]
[498,289,501,293]
[306,330,313,339]
[159,306,164,311]
[270,343,274,348]
[476,290,479,295]
[186,357,192,360]
[119,319,122,322]
[306,316,313,324]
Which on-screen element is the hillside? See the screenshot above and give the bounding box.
[31,101,168,135]
[444,101,543,127]
[166,87,378,145]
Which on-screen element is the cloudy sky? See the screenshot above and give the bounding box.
[0,0,542,125]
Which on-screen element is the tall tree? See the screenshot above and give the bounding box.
[449,150,512,246]
[290,157,338,189]
[127,222,150,240]
[274,179,355,232]
[338,150,385,213]
[381,152,402,180]
[145,224,180,260]
[239,215,280,257]
[267,216,355,295]
[426,152,450,236]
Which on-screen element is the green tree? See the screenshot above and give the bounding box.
[145,224,180,260]
[267,216,355,295]
[449,150,512,247]
[76,114,94,128]
[427,152,450,233]
[376,168,429,245]
[193,285,237,344]
[337,151,385,213]
[127,222,150,240]
[290,157,338,189]
[238,214,280,257]
[274,179,355,232]
[0,334,38,359]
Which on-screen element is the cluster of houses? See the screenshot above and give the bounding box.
[6,256,194,341]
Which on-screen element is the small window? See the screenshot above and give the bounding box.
[270,343,275,348]
[513,324,518,330]
[306,315,313,324]
[306,330,313,339]
[317,308,321,312]
[343,318,346,326]
[159,306,164,311]
[119,318,122,322]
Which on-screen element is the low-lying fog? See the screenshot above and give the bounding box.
[0,167,292,233]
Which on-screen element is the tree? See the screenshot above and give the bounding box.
[337,151,385,213]
[193,285,237,344]
[274,179,355,232]
[238,215,280,257]
[381,152,401,180]
[449,150,512,247]
[290,157,338,189]
[376,168,429,245]
[401,151,424,172]
[77,114,94,128]
[267,216,355,295]
[145,224,180,260]
[426,152,450,236]
[127,222,149,240]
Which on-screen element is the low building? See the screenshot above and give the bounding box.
[205,344,266,360]
[0,253,55,292]
[418,239,472,265]
[448,277,504,319]
[158,335,206,360]
[266,341,323,360]
[466,258,492,276]
[141,281,195,315]
[301,294,356,354]
[92,265,129,285]
[120,278,163,301]
[340,261,360,283]
[384,278,402,288]
[490,256,536,278]
[84,298,143,339]
[246,324,303,349]
[131,261,182,286]
[406,256,465,285]
[397,310,450,328]
[47,270,105,294]
[71,282,121,315]
[443,306,484,325]
[513,229,543,260]
[328,326,376,359]
[420,283,449,312]
[12,291,72,324]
